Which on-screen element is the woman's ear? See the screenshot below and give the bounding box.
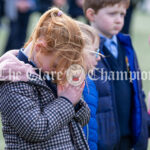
[35,40,46,53]
[86,8,95,22]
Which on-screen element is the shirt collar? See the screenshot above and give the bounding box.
[100,34,118,46]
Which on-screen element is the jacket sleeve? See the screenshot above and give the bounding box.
[0,82,75,142]
[133,51,146,103]
[82,77,99,146]
[74,98,90,127]
[133,49,150,137]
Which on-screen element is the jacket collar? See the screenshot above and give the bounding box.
[117,33,133,48]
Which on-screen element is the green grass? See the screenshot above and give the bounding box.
[132,10,150,102]
[0,9,150,150]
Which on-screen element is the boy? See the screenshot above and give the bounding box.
[83,0,149,150]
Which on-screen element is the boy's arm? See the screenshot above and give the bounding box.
[133,51,150,136]
[133,51,146,105]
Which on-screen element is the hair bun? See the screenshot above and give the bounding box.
[57,11,63,16]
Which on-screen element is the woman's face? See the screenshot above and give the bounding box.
[33,51,55,73]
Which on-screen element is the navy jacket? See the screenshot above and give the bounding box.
[84,33,149,150]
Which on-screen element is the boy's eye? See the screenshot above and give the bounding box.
[120,12,125,17]
[108,12,117,16]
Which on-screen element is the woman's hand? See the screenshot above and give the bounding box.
[57,81,85,106]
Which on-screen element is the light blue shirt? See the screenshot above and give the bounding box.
[100,35,118,59]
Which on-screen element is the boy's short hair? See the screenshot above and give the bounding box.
[83,0,130,14]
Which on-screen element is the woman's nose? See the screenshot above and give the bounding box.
[96,55,101,61]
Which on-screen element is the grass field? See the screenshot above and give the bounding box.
[0,9,150,149]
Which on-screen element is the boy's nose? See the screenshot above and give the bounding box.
[115,15,123,24]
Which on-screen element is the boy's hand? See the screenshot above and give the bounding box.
[57,81,85,106]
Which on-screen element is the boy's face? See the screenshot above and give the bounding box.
[92,3,127,38]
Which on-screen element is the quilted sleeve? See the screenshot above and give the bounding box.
[74,98,90,127]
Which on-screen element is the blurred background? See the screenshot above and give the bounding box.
[0,0,150,149]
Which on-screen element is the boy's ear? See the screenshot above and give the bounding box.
[86,8,95,22]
